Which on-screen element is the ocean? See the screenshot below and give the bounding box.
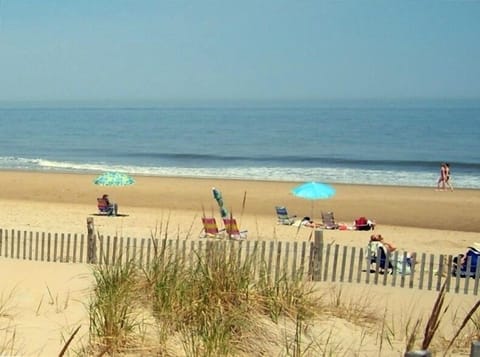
[0,99,479,189]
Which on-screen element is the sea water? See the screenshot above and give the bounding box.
[0,99,479,188]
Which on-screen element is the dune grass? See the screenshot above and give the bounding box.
[79,234,480,356]
[83,238,325,355]
[0,288,17,356]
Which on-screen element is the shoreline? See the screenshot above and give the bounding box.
[1,167,479,191]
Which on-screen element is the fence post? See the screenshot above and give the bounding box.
[404,350,432,357]
[87,217,97,264]
[471,341,480,357]
[311,230,323,281]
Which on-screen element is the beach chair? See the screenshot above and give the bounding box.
[367,241,413,275]
[367,241,392,273]
[321,211,339,229]
[200,217,225,239]
[223,218,248,240]
[275,206,296,225]
[452,246,480,278]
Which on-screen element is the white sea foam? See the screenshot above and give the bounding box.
[1,156,478,188]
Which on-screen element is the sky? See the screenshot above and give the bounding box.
[0,0,479,103]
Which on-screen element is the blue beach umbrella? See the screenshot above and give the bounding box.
[94,172,135,187]
[212,187,229,218]
[291,181,336,221]
[291,181,335,200]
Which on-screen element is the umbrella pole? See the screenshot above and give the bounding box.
[311,201,315,222]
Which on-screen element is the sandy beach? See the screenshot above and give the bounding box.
[1,170,479,355]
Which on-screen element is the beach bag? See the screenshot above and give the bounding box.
[355,217,372,231]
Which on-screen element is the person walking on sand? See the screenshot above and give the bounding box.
[436,163,446,191]
[444,163,454,191]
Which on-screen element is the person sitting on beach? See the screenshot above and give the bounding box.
[368,234,396,253]
[367,234,416,274]
[300,216,321,228]
[102,194,118,216]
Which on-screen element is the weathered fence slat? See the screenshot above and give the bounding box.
[97,236,103,265]
[60,233,65,262]
[267,241,274,281]
[275,241,282,281]
[47,233,52,262]
[29,232,33,261]
[105,236,111,265]
[437,254,445,292]
[348,246,355,283]
[66,233,71,263]
[112,236,118,265]
[291,242,298,280]
[331,244,339,282]
[356,248,364,283]
[464,256,473,295]
[146,238,151,268]
[16,230,20,259]
[283,242,290,279]
[323,243,331,282]
[22,231,27,260]
[118,237,124,265]
[80,234,85,263]
[300,241,306,280]
[53,233,58,262]
[391,251,399,287]
[418,253,426,290]
[73,234,78,263]
[427,254,434,291]
[0,229,3,257]
[339,245,347,282]
[473,263,480,296]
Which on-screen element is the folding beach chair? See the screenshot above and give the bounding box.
[452,245,480,278]
[200,217,225,239]
[223,218,248,240]
[366,241,392,273]
[275,206,297,225]
[321,211,339,229]
[367,241,413,275]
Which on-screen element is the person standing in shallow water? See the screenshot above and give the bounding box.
[436,163,446,190]
[444,163,454,191]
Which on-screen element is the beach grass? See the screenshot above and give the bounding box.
[81,237,324,355]
[74,236,480,356]
[0,288,17,356]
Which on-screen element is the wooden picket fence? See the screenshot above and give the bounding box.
[0,223,478,296]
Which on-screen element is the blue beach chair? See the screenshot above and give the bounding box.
[275,206,297,225]
[452,246,480,278]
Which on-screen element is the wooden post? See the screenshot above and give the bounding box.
[87,217,97,264]
[470,341,480,357]
[311,230,323,281]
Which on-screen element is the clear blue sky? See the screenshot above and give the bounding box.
[0,1,479,103]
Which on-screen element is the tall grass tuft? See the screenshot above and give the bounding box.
[0,288,17,356]
[420,281,449,351]
[85,234,329,355]
[88,258,139,354]
[443,300,480,356]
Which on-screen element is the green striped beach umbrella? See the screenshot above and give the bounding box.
[94,172,135,186]
[212,187,229,218]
